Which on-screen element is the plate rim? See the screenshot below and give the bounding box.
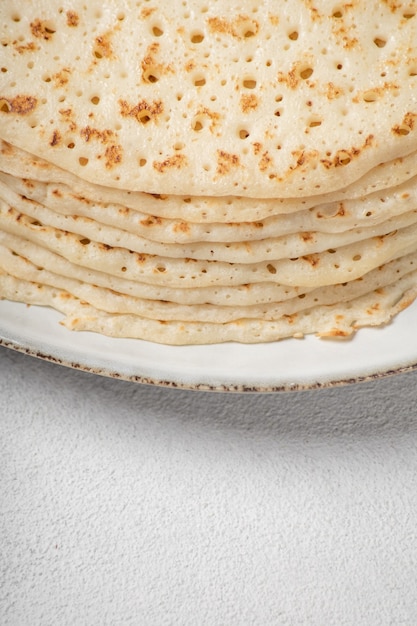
[1,299,417,393]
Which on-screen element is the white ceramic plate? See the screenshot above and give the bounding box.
[0,299,417,391]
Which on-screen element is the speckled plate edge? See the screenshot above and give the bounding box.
[1,299,417,392]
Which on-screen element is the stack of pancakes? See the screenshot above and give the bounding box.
[1,0,417,344]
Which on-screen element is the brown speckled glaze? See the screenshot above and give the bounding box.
[2,337,416,393]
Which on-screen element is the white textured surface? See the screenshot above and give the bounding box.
[1,346,417,625]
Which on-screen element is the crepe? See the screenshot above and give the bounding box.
[1,2,417,197]
[1,1,417,346]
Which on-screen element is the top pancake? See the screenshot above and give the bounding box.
[1,1,417,198]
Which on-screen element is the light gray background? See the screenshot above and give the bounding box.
[1,345,417,625]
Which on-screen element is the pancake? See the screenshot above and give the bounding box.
[0,2,417,197]
[1,1,417,345]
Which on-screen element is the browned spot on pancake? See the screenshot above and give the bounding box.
[277,67,299,89]
[22,179,35,189]
[80,126,115,143]
[53,68,71,87]
[300,232,314,242]
[0,95,37,115]
[392,111,417,135]
[119,98,164,123]
[320,135,374,169]
[302,254,320,267]
[52,188,62,197]
[259,151,273,172]
[66,11,79,27]
[317,203,346,218]
[196,107,221,132]
[49,130,61,146]
[71,194,92,204]
[59,107,73,119]
[94,32,115,59]
[141,6,156,18]
[240,93,259,113]
[104,144,123,169]
[140,215,163,227]
[153,154,187,172]
[352,82,399,103]
[1,142,13,155]
[326,82,344,99]
[216,151,240,175]
[30,19,55,40]
[283,314,297,324]
[173,221,191,234]
[14,41,39,54]
[141,42,173,82]
[321,328,351,338]
[366,303,381,315]
[207,15,259,39]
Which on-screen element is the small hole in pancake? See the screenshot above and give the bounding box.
[300,67,313,80]
[192,119,203,131]
[145,73,159,83]
[239,129,250,139]
[194,77,206,86]
[1,67,7,73]
[352,254,361,261]
[174,142,184,150]
[243,79,257,89]
[91,96,100,105]
[288,31,298,40]
[191,32,204,43]
[0,100,11,113]
[396,126,411,135]
[67,142,75,149]
[403,11,415,19]
[117,12,125,21]
[338,153,351,165]
[139,158,147,166]
[363,91,378,102]
[267,264,277,274]
[152,25,163,36]
[308,118,322,127]
[374,37,386,48]
[137,111,151,124]
[332,8,343,18]
[79,157,89,166]
[12,14,21,22]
